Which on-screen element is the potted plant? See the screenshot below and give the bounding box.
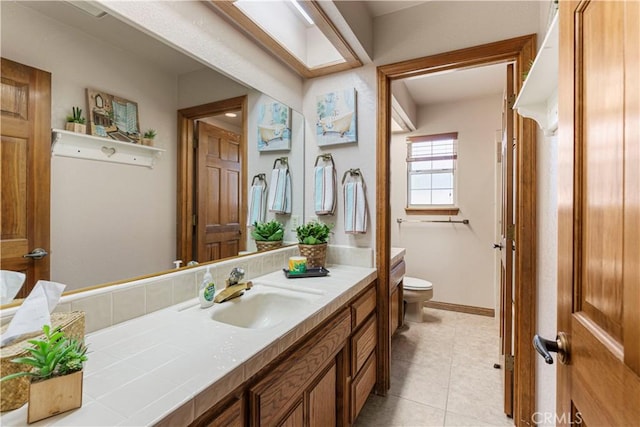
[1,325,88,423]
[295,220,332,268]
[65,107,86,134]
[142,129,157,146]
[251,219,284,252]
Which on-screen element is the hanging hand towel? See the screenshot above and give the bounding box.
[247,175,267,226]
[343,171,367,234]
[268,162,291,214]
[314,155,336,215]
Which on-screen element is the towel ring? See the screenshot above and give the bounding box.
[315,153,335,168]
[342,168,364,184]
[251,173,267,186]
[273,157,289,169]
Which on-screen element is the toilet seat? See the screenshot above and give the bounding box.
[403,277,433,291]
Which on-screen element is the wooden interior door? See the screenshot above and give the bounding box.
[0,58,51,298]
[499,62,516,418]
[553,1,640,425]
[195,121,244,262]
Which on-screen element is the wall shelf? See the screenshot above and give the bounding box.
[51,129,165,168]
[513,13,559,136]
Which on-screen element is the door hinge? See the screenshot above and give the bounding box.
[192,214,197,226]
[507,224,516,241]
[507,94,516,109]
[505,354,515,371]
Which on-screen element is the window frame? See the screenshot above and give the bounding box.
[405,132,460,215]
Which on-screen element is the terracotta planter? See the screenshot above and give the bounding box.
[297,243,328,268]
[28,370,83,423]
[65,122,86,134]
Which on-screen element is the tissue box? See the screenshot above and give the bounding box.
[0,311,85,412]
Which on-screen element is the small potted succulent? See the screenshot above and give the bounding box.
[251,219,284,252]
[1,325,88,423]
[142,129,157,146]
[65,107,86,134]
[295,220,332,268]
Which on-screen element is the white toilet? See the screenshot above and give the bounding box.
[403,277,434,323]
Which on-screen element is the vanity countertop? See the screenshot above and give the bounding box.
[391,247,406,267]
[1,264,376,426]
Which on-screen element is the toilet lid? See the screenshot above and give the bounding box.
[403,277,433,291]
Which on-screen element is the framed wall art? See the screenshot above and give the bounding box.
[316,88,357,146]
[86,88,141,143]
[257,100,291,152]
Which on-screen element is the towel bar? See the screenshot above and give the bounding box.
[397,217,470,225]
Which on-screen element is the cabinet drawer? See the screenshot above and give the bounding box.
[389,260,405,294]
[351,286,376,330]
[350,352,377,423]
[351,314,377,374]
[250,308,351,427]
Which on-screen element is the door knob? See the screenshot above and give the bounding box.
[533,332,569,365]
[23,248,49,260]
[493,243,504,250]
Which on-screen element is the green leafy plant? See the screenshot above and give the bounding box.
[0,325,88,383]
[66,107,85,124]
[251,220,284,241]
[296,220,332,245]
[143,129,157,139]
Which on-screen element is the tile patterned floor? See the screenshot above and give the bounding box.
[355,308,514,427]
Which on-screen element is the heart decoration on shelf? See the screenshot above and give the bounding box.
[101,146,116,157]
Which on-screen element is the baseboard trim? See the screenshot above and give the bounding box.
[424,301,494,317]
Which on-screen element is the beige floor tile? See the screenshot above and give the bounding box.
[444,410,503,426]
[389,358,451,410]
[354,394,445,427]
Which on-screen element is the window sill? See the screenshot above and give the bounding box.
[405,207,460,216]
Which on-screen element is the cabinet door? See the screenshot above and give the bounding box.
[390,287,399,335]
[280,402,303,427]
[308,362,336,427]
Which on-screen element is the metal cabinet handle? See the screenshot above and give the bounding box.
[23,248,49,260]
[533,332,569,365]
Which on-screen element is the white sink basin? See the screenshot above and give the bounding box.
[210,285,322,329]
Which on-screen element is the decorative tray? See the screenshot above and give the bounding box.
[282,267,330,279]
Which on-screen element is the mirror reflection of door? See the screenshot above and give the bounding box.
[0,58,51,299]
[195,120,244,262]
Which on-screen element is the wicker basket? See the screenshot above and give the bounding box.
[255,240,283,252]
[298,243,328,268]
[0,311,85,412]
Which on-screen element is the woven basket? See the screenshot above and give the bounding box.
[0,311,85,412]
[298,243,328,268]
[255,240,283,252]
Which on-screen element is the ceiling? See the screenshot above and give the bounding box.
[363,1,429,18]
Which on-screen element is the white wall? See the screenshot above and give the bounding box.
[302,64,377,251]
[1,2,178,290]
[391,95,502,309]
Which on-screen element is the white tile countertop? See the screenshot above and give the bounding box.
[1,264,376,426]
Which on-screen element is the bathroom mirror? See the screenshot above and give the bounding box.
[0,0,305,304]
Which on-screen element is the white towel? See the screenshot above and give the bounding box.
[314,164,336,215]
[344,180,367,234]
[247,182,266,226]
[268,167,291,214]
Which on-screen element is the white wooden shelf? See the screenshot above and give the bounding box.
[513,13,559,136]
[51,129,165,168]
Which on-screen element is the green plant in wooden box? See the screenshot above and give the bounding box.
[1,325,88,423]
[142,129,157,146]
[65,107,86,134]
[251,220,284,252]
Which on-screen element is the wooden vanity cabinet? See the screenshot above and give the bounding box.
[191,279,378,427]
[389,260,405,335]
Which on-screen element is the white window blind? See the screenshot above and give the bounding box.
[406,132,458,207]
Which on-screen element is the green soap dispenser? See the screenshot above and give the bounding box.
[199,267,216,308]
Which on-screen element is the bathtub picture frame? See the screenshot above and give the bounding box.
[316,88,357,146]
[86,88,141,144]
[257,101,291,152]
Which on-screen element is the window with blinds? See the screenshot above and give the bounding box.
[406,132,458,207]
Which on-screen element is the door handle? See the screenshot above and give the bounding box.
[533,332,569,365]
[23,248,49,260]
[493,243,504,250]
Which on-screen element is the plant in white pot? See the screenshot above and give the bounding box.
[295,220,332,268]
[65,107,86,134]
[142,129,157,146]
[251,220,284,252]
[1,325,88,423]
